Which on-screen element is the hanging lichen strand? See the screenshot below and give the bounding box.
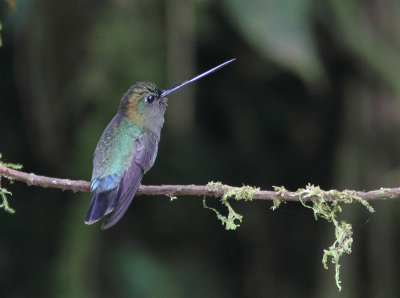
[0,153,22,213]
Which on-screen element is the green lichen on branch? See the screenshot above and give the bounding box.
[0,153,23,214]
[271,185,287,210]
[322,221,352,291]
[0,185,15,214]
[0,153,23,170]
[203,197,243,230]
[204,181,259,230]
[294,184,374,291]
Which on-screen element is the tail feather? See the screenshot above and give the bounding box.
[85,154,146,229]
[84,188,118,225]
[101,165,143,230]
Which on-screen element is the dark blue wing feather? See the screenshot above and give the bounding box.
[134,134,158,173]
[101,163,143,229]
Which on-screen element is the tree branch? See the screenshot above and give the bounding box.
[1,164,400,201]
[0,162,388,292]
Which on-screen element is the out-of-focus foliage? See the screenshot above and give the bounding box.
[1,0,16,46]
[2,0,400,297]
[225,0,323,84]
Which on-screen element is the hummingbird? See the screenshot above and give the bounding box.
[84,58,235,229]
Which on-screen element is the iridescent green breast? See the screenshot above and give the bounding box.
[92,114,143,182]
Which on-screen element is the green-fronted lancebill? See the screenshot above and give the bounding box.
[85,59,236,229]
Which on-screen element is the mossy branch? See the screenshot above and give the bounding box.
[0,163,399,202]
[0,158,392,291]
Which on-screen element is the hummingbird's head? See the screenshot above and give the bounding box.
[118,58,235,131]
[120,82,168,129]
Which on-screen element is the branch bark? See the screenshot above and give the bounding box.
[1,164,400,201]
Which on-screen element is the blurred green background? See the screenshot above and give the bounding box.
[2,0,400,297]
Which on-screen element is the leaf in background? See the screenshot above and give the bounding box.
[225,0,324,84]
[327,0,400,97]
[5,0,16,12]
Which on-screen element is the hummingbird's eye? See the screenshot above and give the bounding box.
[145,95,155,104]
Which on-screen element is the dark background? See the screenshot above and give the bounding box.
[1,0,400,297]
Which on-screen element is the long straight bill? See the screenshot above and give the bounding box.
[161,58,236,98]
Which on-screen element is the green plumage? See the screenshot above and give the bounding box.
[93,115,142,181]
